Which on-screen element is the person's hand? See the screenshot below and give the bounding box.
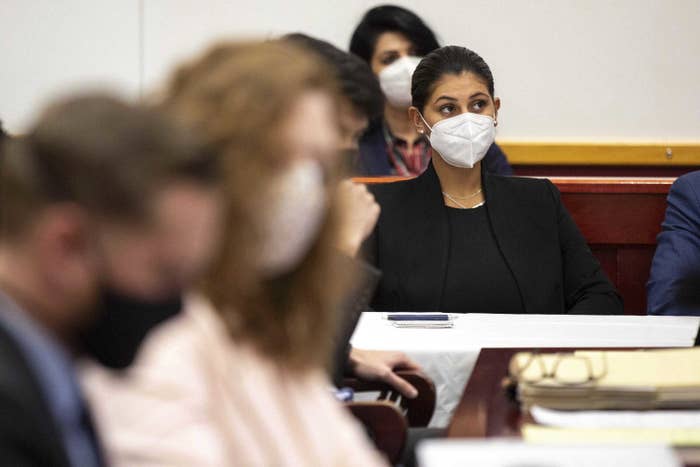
[336,180,380,258]
[349,348,422,399]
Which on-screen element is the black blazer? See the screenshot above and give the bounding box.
[363,163,623,314]
[330,257,381,386]
[0,324,72,467]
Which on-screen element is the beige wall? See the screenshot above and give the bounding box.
[2,0,699,142]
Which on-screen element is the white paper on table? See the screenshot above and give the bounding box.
[351,313,700,350]
[417,439,681,467]
[531,405,700,429]
[349,312,700,428]
[458,313,700,348]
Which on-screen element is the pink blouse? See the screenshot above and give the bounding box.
[82,295,387,467]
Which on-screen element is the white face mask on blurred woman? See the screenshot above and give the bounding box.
[419,111,496,168]
[378,56,422,108]
[255,159,327,276]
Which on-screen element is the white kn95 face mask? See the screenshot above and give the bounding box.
[256,159,327,276]
[419,111,496,168]
[378,56,422,108]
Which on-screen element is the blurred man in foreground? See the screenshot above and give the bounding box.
[0,94,221,466]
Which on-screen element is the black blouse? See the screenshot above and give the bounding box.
[363,163,623,315]
[442,205,524,314]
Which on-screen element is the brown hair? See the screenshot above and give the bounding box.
[163,40,352,371]
[0,94,217,240]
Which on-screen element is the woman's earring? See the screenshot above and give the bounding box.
[418,128,424,134]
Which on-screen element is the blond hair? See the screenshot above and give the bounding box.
[163,40,352,371]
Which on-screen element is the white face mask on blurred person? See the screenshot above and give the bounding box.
[256,159,327,276]
[419,111,496,169]
[378,56,422,108]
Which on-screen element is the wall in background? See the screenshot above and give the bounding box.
[2,0,699,143]
[1,1,141,132]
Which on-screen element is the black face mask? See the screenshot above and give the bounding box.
[79,288,183,370]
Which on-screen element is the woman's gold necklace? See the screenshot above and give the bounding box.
[441,188,483,209]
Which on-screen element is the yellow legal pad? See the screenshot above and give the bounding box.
[510,348,700,410]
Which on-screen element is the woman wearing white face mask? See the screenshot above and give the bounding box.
[362,46,623,316]
[82,41,387,467]
[349,5,512,177]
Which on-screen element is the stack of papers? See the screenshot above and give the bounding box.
[525,406,700,446]
[523,424,700,447]
[417,440,681,467]
[531,406,700,429]
[511,348,700,410]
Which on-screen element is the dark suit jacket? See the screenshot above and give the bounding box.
[362,163,622,314]
[0,324,72,467]
[355,120,513,176]
[647,170,700,315]
[330,257,381,387]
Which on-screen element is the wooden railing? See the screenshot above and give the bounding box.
[498,142,700,177]
[352,176,675,315]
[552,177,673,314]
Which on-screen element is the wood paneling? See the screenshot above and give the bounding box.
[352,176,412,185]
[554,178,672,314]
[503,142,699,177]
[515,165,696,177]
[500,142,700,166]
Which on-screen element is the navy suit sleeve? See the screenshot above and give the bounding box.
[545,180,624,314]
[483,143,513,176]
[355,123,393,176]
[647,173,700,315]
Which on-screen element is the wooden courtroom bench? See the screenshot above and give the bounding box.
[353,176,675,315]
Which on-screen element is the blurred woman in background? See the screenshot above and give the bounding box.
[83,40,386,467]
[349,4,511,177]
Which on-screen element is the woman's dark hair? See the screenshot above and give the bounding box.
[412,46,495,112]
[284,33,383,120]
[0,121,7,159]
[349,5,440,63]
